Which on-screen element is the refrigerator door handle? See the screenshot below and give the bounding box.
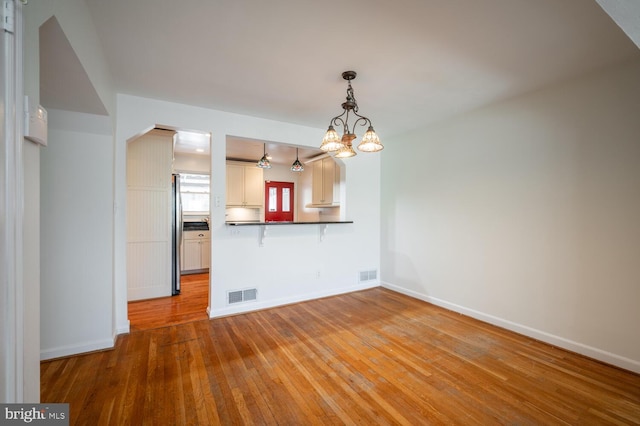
[176,175,182,293]
[171,173,182,295]
[178,189,183,267]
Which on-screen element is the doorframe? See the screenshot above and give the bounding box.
[1,0,28,402]
[124,126,212,328]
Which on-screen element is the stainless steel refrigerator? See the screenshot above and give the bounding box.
[171,174,182,295]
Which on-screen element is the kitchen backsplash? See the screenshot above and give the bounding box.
[225,207,260,223]
[183,214,209,223]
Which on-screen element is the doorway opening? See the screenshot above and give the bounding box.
[126,126,211,331]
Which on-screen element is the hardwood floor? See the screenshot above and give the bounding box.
[127,273,209,331]
[41,288,640,425]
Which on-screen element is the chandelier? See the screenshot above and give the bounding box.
[320,71,383,158]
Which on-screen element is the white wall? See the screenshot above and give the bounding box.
[115,95,381,328]
[24,0,116,366]
[381,59,640,373]
[22,0,114,399]
[174,152,210,174]
[40,110,114,359]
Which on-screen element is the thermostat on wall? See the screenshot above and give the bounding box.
[24,96,48,146]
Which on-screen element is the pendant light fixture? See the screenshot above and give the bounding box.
[257,143,271,169]
[320,71,383,156]
[291,148,304,172]
[334,134,356,159]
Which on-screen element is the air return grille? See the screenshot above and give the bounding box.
[227,288,258,305]
[359,270,378,282]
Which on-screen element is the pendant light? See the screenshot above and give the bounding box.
[291,148,304,172]
[334,134,356,159]
[320,71,383,156]
[257,143,271,169]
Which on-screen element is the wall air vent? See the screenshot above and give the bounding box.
[359,270,378,282]
[243,288,258,301]
[227,288,258,305]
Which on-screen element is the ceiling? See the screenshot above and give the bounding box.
[160,129,321,165]
[225,136,324,166]
[40,1,640,160]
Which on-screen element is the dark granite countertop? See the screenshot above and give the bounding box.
[225,221,353,226]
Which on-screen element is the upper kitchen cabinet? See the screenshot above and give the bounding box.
[226,161,264,207]
[310,156,339,207]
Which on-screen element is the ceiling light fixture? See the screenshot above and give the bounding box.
[320,71,383,157]
[291,148,304,172]
[257,143,271,169]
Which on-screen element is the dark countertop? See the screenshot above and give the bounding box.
[225,221,353,226]
[183,222,209,231]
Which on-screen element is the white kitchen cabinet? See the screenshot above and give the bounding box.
[181,231,210,273]
[200,237,211,269]
[311,157,339,206]
[226,161,264,207]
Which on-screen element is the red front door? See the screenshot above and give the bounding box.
[264,181,294,222]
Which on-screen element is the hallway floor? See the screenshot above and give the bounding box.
[127,272,209,331]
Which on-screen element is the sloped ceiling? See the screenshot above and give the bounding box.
[41,1,639,143]
[596,0,640,49]
[39,16,107,116]
[81,0,638,138]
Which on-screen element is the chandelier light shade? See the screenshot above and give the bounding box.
[357,126,384,152]
[334,133,357,159]
[291,148,304,172]
[320,71,383,156]
[320,126,343,152]
[257,143,271,169]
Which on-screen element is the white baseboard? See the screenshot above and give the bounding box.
[40,335,116,361]
[209,281,379,318]
[116,319,130,335]
[382,281,640,374]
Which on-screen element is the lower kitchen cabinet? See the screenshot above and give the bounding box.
[181,231,210,273]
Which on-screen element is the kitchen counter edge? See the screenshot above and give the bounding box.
[225,221,353,226]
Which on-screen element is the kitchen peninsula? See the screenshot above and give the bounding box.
[225,221,353,226]
[225,220,353,246]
